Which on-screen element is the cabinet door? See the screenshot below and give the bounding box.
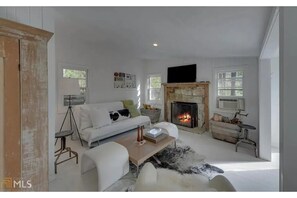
[20,39,48,191]
[0,51,3,191]
[0,36,21,191]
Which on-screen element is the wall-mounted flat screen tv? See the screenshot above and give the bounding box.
[167,64,196,83]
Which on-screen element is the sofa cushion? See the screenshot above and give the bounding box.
[90,108,112,129]
[81,115,151,145]
[80,108,92,130]
[74,102,124,130]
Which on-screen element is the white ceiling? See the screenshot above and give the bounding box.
[54,7,272,59]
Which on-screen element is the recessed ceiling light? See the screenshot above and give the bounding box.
[153,43,158,47]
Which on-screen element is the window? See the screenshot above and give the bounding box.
[63,68,88,105]
[148,74,161,101]
[217,71,243,97]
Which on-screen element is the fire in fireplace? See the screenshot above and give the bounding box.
[178,113,191,123]
[171,102,198,128]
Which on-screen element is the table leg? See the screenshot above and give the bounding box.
[152,156,161,165]
[136,165,139,177]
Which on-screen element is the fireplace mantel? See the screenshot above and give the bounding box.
[162,82,210,87]
[162,82,210,131]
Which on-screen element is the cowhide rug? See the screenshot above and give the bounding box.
[129,140,224,178]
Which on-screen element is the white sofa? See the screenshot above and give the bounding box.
[73,102,151,147]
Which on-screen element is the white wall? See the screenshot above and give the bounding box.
[279,7,297,191]
[144,57,259,144]
[55,30,146,131]
[259,8,279,161]
[0,7,56,182]
[271,57,279,149]
[258,59,272,161]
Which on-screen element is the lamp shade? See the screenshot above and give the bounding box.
[60,78,81,95]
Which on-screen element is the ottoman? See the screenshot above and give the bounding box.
[154,122,179,139]
[81,142,129,191]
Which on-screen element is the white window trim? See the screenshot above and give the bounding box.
[61,64,89,99]
[213,66,246,112]
[146,74,162,104]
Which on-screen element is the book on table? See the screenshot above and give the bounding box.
[145,127,163,138]
[143,133,168,143]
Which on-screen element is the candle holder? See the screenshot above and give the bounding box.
[137,126,141,142]
[136,125,146,145]
[140,126,144,141]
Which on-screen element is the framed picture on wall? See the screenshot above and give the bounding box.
[114,72,136,88]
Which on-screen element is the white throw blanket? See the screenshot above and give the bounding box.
[134,162,236,191]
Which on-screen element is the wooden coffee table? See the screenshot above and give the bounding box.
[115,132,175,175]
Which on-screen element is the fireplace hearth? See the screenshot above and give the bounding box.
[171,102,198,128]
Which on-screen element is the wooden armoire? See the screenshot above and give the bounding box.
[0,18,53,191]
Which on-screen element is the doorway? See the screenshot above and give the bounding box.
[258,8,279,190]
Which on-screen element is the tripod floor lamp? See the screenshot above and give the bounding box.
[59,78,83,146]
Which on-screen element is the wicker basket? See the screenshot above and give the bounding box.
[140,108,161,123]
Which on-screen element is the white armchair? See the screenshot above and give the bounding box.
[134,162,236,192]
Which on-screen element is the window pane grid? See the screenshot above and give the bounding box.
[218,88,243,90]
[148,75,161,101]
[149,77,161,89]
[217,71,243,97]
[63,68,88,105]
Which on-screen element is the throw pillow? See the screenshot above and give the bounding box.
[90,108,112,129]
[122,100,134,108]
[125,104,140,118]
[110,109,131,122]
[80,108,92,130]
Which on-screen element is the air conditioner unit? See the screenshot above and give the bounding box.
[217,97,245,110]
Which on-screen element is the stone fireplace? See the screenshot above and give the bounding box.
[163,82,209,132]
[171,102,198,128]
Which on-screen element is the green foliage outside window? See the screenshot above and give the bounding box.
[63,68,88,105]
[149,76,161,89]
[149,75,161,101]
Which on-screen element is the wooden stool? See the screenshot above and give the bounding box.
[55,130,78,174]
